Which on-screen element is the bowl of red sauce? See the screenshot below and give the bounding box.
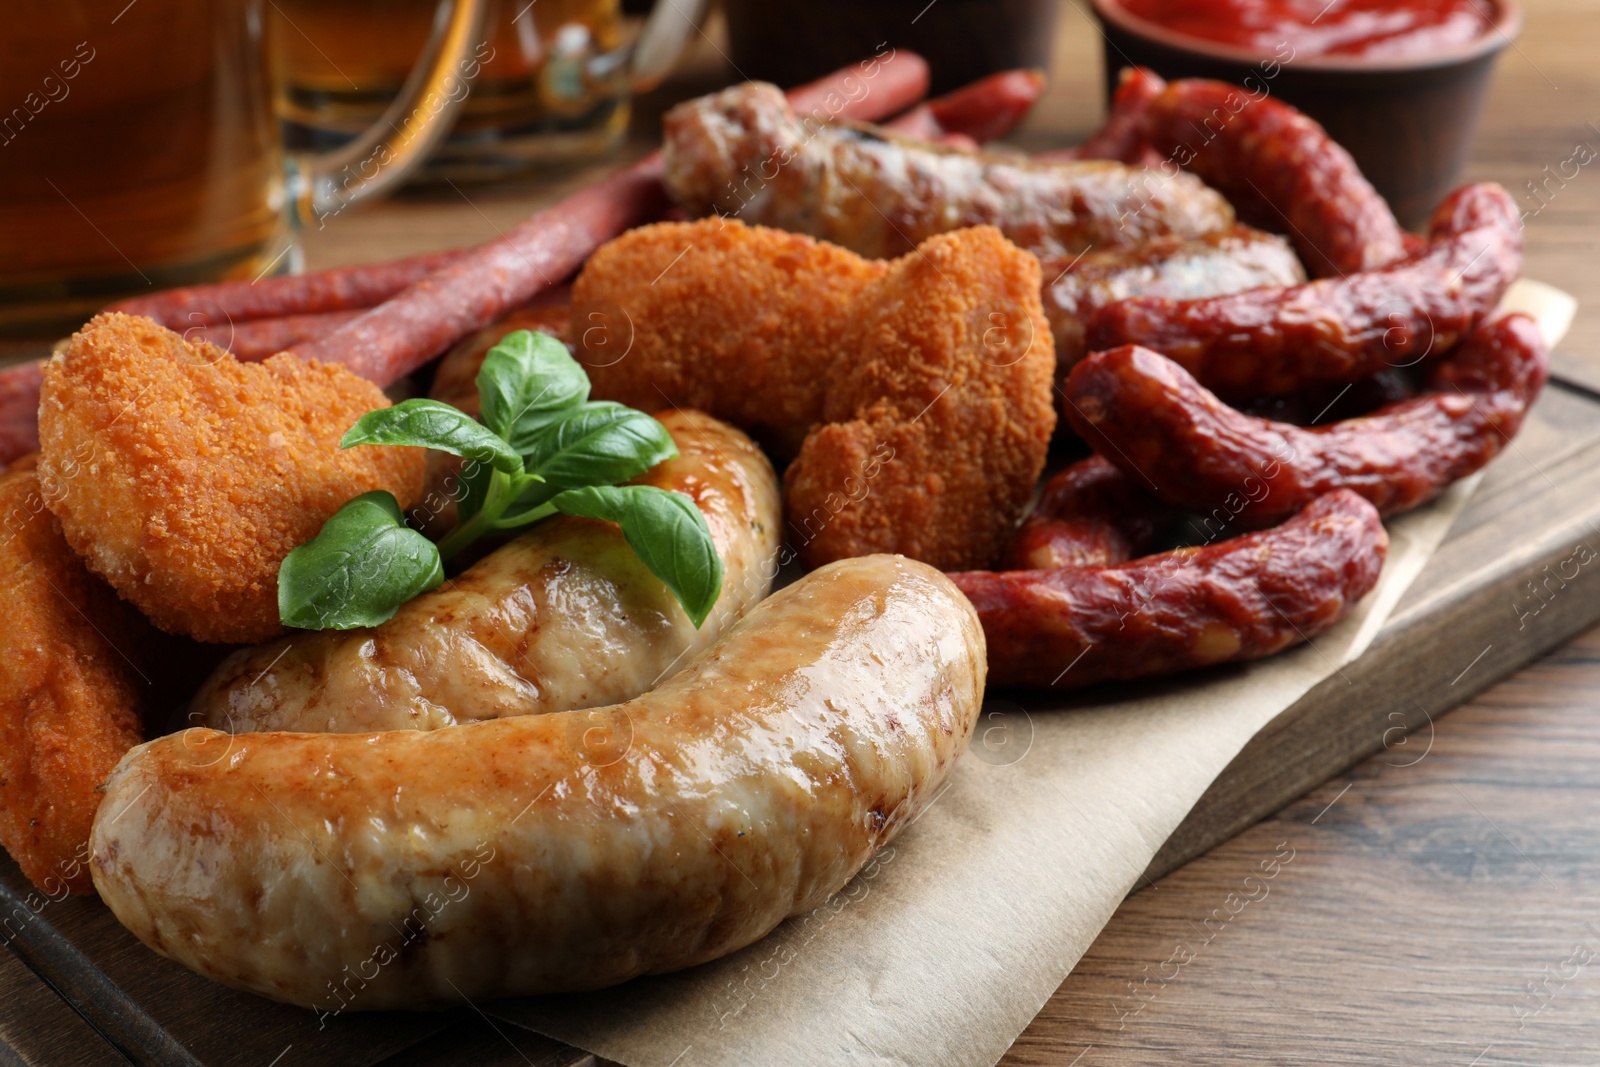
[1091,0,1523,227]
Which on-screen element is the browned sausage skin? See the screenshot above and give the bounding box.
[1005,455,1176,571]
[953,490,1386,690]
[1085,183,1524,400]
[91,555,985,1009]
[662,82,1236,260]
[1141,77,1409,278]
[1063,313,1549,529]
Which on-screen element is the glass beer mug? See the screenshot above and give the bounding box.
[271,0,704,183]
[0,0,703,337]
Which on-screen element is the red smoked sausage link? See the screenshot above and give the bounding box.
[1005,455,1174,570]
[105,250,467,330]
[1063,313,1549,529]
[952,489,1387,690]
[1084,183,1523,399]
[923,69,1047,144]
[1038,67,1167,166]
[1142,78,1408,278]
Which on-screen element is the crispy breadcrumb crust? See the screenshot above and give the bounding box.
[36,313,426,644]
[0,469,150,893]
[572,222,1055,572]
[786,227,1056,570]
[573,219,887,457]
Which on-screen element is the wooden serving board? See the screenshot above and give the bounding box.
[1,367,1596,1067]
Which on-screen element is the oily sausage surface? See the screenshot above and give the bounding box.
[91,554,986,1010]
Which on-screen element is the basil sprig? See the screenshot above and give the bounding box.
[278,492,444,630]
[278,329,722,631]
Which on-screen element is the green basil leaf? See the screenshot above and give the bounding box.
[522,402,679,489]
[476,329,590,451]
[550,485,722,628]
[278,491,444,630]
[455,457,495,523]
[343,399,522,474]
[501,476,560,519]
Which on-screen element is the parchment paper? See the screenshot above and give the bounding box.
[492,282,1576,1067]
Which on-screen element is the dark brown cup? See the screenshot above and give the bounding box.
[1089,0,1522,229]
[723,0,1062,97]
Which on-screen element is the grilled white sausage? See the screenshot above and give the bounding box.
[663,82,1235,259]
[190,409,780,733]
[90,554,986,1009]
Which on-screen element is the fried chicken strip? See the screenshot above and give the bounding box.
[573,221,1056,571]
[575,220,887,458]
[786,226,1056,570]
[0,470,164,893]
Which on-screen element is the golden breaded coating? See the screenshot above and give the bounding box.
[571,222,1054,572]
[573,219,887,457]
[37,313,427,644]
[0,469,155,893]
[786,227,1056,570]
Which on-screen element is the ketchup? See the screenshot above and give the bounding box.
[1119,0,1495,59]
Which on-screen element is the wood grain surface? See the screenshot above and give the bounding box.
[0,940,121,1067]
[1001,625,1600,1067]
[2,1,1597,1065]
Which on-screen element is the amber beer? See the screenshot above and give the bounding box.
[271,0,630,181]
[0,0,285,335]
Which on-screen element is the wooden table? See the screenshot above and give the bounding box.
[3,2,1596,1065]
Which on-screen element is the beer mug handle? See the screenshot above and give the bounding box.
[290,0,489,227]
[629,0,712,93]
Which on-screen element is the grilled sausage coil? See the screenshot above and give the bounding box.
[91,555,985,1009]
[662,81,1236,259]
[190,411,781,735]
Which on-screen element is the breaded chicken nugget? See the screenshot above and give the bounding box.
[0,469,159,893]
[37,314,427,644]
[786,227,1056,571]
[571,222,1054,572]
[574,220,887,456]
